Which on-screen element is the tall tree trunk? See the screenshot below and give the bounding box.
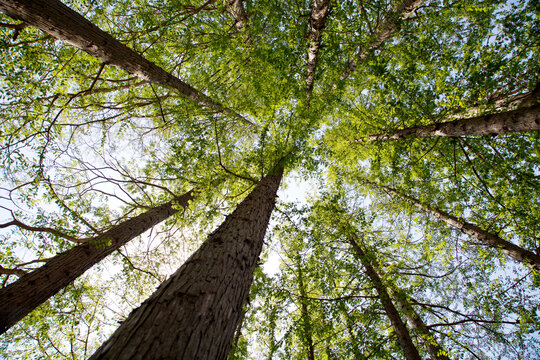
[0,0,252,126]
[365,180,540,270]
[338,0,424,82]
[89,170,283,360]
[296,260,316,360]
[355,104,540,142]
[0,191,194,335]
[348,237,422,360]
[305,0,331,99]
[391,292,450,360]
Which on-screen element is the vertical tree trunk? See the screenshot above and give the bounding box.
[89,170,283,360]
[355,104,540,142]
[296,260,316,360]
[365,179,540,270]
[305,0,331,99]
[0,0,252,125]
[0,191,194,335]
[348,237,422,360]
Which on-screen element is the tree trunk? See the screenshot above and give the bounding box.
[0,191,193,335]
[348,237,422,360]
[366,180,540,270]
[356,104,540,142]
[0,0,252,126]
[305,0,331,98]
[296,260,316,360]
[391,292,450,360]
[227,0,249,31]
[89,170,283,360]
[339,0,424,82]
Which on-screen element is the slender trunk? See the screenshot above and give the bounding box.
[305,0,331,99]
[0,191,194,335]
[339,0,424,82]
[391,291,450,360]
[89,170,283,360]
[338,303,365,359]
[356,104,540,142]
[366,180,540,270]
[296,261,315,360]
[0,0,252,125]
[348,237,422,360]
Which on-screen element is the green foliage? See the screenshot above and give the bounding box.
[1,0,539,358]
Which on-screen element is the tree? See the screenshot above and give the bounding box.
[89,169,283,359]
[0,0,252,125]
[354,103,539,142]
[364,178,540,270]
[0,190,193,335]
[1,0,539,358]
[347,234,422,360]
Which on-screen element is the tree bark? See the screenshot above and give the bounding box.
[296,261,316,360]
[356,104,540,142]
[391,292,450,360]
[305,0,331,99]
[366,180,540,270]
[89,170,283,360]
[348,237,422,360]
[0,190,194,335]
[227,0,249,31]
[339,0,424,82]
[0,0,252,126]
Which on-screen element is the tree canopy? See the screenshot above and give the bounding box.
[0,0,539,358]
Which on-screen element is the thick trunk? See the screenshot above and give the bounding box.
[348,237,422,360]
[357,104,540,142]
[0,0,251,125]
[339,0,424,82]
[391,291,450,360]
[0,191,193,335]
[89,170,283,360]
[366,180,540,270]
[305,0,331,97]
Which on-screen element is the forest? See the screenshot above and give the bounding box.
[0,0,539,358]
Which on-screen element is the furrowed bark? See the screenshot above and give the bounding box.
[366,180,540,270]
[305,0,331,99]
[0,191,194,335]
[89,170,283,360]
[348,237,422,360]
[356,104,540,142]
[0,0,253,126]
[339,0,424,82]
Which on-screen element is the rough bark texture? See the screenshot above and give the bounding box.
[367,180,540,270]
[305,0,331,97]
[358,104,540,142]
[227,0,249,31]
[0,0,251,125]
[391,292,451,360]
[0,191,193,335]
[348,237,422,360]
[339,0,424,82]
[89,170,283,360]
